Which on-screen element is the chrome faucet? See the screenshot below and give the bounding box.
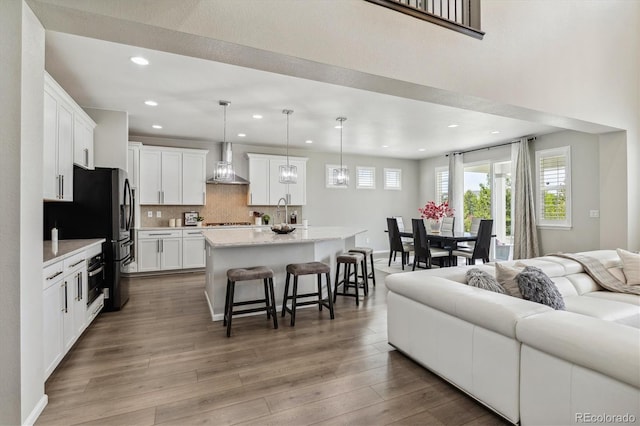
[276,197,288,224]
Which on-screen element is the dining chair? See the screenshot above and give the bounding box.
[387,217,413,270]
[441,216,455,233]
[411,219,450,270]
[458,217,482,250]
[452,219,493,265]
[393,216,413,244]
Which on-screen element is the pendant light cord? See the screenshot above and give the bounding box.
[286,112,290,167]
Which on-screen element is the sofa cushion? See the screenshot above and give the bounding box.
[548,276,579,298]
[517,266,566,310]
[617,248,640,286]
[563,296,640,328]
[565,273,604,295]
[466,268,505,294]
[516,310,640,388]
[583,291,640,306]
[495,263,524,298]
[385,274,551,338]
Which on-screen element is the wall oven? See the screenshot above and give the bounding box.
[86,252,105,306]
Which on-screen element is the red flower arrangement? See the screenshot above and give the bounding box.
[418,201,454,220]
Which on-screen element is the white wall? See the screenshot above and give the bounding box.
[0,1,46,424]
[531,131,601,254]
[133,136,420,251]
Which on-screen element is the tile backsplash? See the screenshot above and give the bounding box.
[139,184,303,227]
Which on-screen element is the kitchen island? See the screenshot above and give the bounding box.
[203,226,366,321]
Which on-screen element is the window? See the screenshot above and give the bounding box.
[356,166,376,189]
[535,146,571,228]
[435,167,449,204]
[325,164,348,188]
[384,168,402,190]
[463,162,491,231]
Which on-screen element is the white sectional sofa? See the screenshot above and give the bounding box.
[385,250,640,425]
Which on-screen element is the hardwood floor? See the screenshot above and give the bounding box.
[37,270,509,426]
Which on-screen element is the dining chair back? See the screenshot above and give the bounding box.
[441,216,455,233]
[452,219,493,265]
[470,217,482,234]
[411,218,449,270]
[387,217,413,270]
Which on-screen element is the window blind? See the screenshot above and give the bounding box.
[435,168,449,203]
[356,167,376,189]
[536,146,571,227]
[384,168,402,190]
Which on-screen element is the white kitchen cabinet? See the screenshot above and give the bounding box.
[137,230,183,271]
[248,155,270,206]
[43,74,75,201]
[127,142,142,190]
[183,230,206,269]
[139,148,183,205]
[65,253,88,338]
[43,261,64,379]
[247,153,307,206]
[73,113,96,170]
[182,152,207,205]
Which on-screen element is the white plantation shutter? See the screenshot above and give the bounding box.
[384,168,402,190]
[356,166,376,189]
[536,146,571,228]
[435,167,449,204]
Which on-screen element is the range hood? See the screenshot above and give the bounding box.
[206,142,249,185]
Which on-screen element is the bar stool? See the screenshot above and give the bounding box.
[224,266,278,337]
[281,262,334,326]
[348,247,376,288]
[334,252,367,306]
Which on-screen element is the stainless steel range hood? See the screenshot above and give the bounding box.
[206,142,249,185]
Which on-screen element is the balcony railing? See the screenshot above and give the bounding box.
[365,0,484,39]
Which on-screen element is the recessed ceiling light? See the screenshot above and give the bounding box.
[130,56,149,65]
[144,100,158,106]
[382,145,389,148]
[252,114,263,119]
[491,130,501,134]
[335,125,342,129]
[237,133,246,137]
[152,124,162,129]
[418,148,426,152]
[448,124,459,128]
[305,140,313,144]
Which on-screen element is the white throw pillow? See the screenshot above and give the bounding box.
[495,263,524,298]
[617,248,640,286]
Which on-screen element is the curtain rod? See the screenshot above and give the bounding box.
[446,136,536,157]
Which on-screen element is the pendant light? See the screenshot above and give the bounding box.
[279,109,298,184]
[213,100,234,182]
[334,117,349,185]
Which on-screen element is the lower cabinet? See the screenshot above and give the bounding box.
[183,230,206,269]
[43,246,102,380]
[137,230,183,272]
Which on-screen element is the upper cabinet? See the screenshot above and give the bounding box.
[43,73,95,201]
[247,153,307,206]
[139,146,208,205]
[73,113,96,170]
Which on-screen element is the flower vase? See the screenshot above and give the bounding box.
[428,218,441,234]
[255,217,262,226]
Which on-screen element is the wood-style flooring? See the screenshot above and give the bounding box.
[37,270,509,426]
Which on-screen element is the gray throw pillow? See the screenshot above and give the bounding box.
[516,266,566,310]
[466,268,506,294]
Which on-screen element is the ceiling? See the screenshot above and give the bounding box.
[45,31,562,160]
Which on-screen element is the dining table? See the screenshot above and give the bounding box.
[398,230,480,244]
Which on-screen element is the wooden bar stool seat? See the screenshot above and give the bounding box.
[334,252,367,306]
[281,262,334,326]
[224,266,277,337]
[348,247,376,288]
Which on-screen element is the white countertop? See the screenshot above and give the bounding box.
[138,225,271,231]
[43,238,105,266]
[203,226,366,248]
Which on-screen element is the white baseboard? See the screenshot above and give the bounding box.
[24,394,48,426]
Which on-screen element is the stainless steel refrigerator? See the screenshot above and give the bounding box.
[44,166,133,311]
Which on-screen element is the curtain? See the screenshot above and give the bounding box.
[512,138,540,259]
[448,153,464,233]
